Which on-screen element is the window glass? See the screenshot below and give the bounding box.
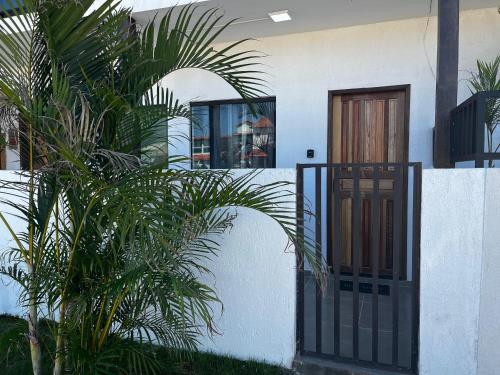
[191,105,211,169]
[191,99,275,169]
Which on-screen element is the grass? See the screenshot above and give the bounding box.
[0,314,292,375]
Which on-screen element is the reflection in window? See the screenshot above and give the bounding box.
[191,105,211,169]
[191,99,276,169]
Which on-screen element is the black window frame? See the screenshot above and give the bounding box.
[190,96,277,169]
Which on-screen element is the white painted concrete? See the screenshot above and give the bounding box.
[0,171,27,316]
[162,8,500,170]
[477,170,500,375]
[196,169,297,367]
[420,168,500,375]
[3,167,500,372]
[0,169,298,367]
[5,146,19,170]
[4,8,500,171]
[420,169,485,375]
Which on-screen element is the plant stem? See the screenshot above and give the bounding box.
[27,114,42,374]
[53,301,65,375]
[28,281,42,375]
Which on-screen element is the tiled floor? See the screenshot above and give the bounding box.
[294,355,405,375]
[302,272,415,369]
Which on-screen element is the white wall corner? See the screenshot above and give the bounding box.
[419,169,486,375]
[195,169,298,368]
[476,169,500,375]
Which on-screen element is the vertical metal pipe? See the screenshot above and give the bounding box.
[411,164,422,372]
[371,167,381,363]
[315,167,322,354]
[352,167,361,360]
[392,166,403,366]
[475,94,486,168]
[296,165,305,353]
[333,167,342,356]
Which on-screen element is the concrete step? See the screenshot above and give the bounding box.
[293,355,407,375]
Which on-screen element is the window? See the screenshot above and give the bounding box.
[191,98,276,169]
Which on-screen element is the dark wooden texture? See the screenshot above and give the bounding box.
[328,87,409,277]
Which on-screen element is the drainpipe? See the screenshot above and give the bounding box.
[433,0,459,168]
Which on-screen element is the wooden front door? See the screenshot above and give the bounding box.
[329,88,409,276]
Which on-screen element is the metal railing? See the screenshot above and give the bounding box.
[450,91,500,167]
[296,162,421,374]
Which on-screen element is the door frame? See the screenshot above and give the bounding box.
[326,85,411,275]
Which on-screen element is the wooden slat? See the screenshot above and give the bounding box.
[380,199,387,270]
[353,100,361,162]
[364,100,374,163]
[359,100,366,162]
[342,199,352,267]
[348,101,354,163]
[388,99,398,163]
[333,96,343,163]
[0,144,5,170]
[375,100,385,162]
[386,200,394,270]
[342,101,349,163]
[361,199,371,268]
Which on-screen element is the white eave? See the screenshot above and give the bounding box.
[128,0,500,42]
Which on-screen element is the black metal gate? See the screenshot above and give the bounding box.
[296,163,421,374]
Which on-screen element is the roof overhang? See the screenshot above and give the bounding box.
[128,0,500,42]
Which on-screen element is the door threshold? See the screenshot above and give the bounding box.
[293,355,410,375]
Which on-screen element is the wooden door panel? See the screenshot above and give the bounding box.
[340,95,404,165]
[331,88,408,277]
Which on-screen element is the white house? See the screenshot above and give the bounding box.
[1,1,500,374]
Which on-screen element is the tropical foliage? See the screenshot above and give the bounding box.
[0,1,323,374]
[468,55,500,167]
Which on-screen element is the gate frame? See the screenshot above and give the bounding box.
[296,162,422,374]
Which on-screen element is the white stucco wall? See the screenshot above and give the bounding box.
[420,168,500,375]
[476,170,500,375]
[5,167,500,372]
[0,169,298,367]
[3,8,499,171]
[196,169,297,367]
[162,8,500,169]
[420,169,485,375]
[0,171,26,315]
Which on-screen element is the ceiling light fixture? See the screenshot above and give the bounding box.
[269,10,292,23]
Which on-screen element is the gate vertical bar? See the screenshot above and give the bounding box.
[296,165,305,353]
[352,166,361,360]
[315,167,322,353]
[475,94,485,168]
[392,165,403,366]
[411,163,422,371]
[371,167,381,363]
[333,167,342,356]
[327,167,333,268]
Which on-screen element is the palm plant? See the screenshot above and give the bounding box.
[468,55,500,167]
[0,1,324,374]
